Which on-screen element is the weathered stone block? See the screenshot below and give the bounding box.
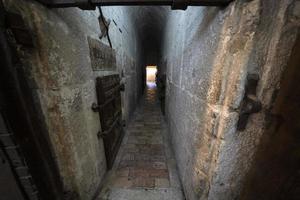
[88,36,116,71]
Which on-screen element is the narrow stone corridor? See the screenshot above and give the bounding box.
[97,84,184,200]
[1,1,300,199]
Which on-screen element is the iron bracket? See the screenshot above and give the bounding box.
[97,115,121,138]
[97,130,108,138]
[120,83,125,92]
[237,74,262,131]
[91,103,100,112]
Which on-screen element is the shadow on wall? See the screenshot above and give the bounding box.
[241,33,300,200]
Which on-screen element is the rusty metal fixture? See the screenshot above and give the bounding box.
[98,6,112,48]
[237,74,262,131]
[122,120,126,127]
[120,83,125,91]
[94,75,124,169]
[97,115,121,138]
[35,0,233,10]
[91,102,100,112]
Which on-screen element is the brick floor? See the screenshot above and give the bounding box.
[112,84,170,189]
[97,84,184,200]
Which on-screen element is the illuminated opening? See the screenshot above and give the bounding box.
[146,66,157,88]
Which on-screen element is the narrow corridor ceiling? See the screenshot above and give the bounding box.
[130,7,168,43]
[128,6,168,64]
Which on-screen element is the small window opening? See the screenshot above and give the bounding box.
[146,65,157,88]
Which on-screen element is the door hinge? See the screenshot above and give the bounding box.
[120,83,125,91]
[91,102,100,112]
[97,130,108,138]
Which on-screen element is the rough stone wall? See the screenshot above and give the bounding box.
[96,7,143,123]
[161,7,226,200]
[208,1,300,199]
[240,31,300,200]
[3,1,143,199]
[160,1,300,200]
[3,1,299,199]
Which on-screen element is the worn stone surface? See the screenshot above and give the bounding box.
[155,1,300,200]
[3,0,300,199]
[208,1,300,200]
[240,30,300,200]
[97,85,184,200]
[160,5,235,200]
[87,37,117,71]
[3,1,145,199]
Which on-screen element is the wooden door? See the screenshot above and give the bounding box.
[95,75,124,169]
[0,110,26,200]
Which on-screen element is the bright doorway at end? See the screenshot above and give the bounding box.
[146,66,157,88]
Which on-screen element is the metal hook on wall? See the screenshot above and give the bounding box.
[98,6,112,48]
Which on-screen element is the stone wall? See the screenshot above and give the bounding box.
[3,0,300,199]
[161,7,225,200]
[95,7,144,123]
[208,1,300,199]
[240,31,300,200]
[3,1,143,199]
[160,0,300,199]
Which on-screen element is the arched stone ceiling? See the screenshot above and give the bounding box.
[129,6,169,62]
[130,6,168,39]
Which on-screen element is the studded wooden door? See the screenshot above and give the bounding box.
[95,75,124,169]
